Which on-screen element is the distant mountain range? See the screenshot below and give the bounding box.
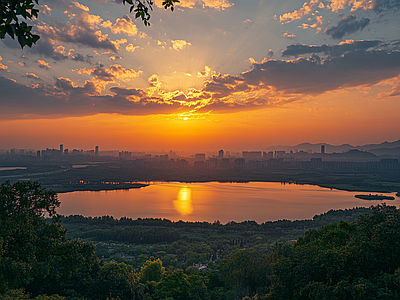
[263,139,400,155]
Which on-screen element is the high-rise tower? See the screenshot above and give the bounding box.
[218,149,224,159]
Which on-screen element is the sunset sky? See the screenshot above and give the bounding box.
[1,0,399,152]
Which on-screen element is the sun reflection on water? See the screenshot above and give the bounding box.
[173,187,193,216]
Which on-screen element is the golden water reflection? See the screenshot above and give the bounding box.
[58,182,400,223]
[173,187,193,216]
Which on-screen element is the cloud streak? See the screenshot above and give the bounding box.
[282,40,381,56]
[326,15,370,39]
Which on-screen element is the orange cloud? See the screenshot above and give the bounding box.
[326,0,375,12]
[280,0,319,24]
[0,55,8,70]
[23,73,40,80]
[351,0,374,11]
[283,31,296,38]
[111,39,127,50]
[73,1,90,11]
[40,4,52,15]
[126,44,140,52]
[171,40,192,51]
[197,66,216,78]
[55,45,66,55]
[37,60,51,69]
[75,64,142,92]
[102,17,138,36]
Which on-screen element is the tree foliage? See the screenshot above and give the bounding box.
[0,0,180,48]
[220,249,269,297]
[0,0,40,48]
[123,0,180,26]
[0,181,99,296]
[265,204,400,300]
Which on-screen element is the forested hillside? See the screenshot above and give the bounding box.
[1,181,400,300]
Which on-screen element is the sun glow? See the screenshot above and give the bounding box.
[173,187,193,216]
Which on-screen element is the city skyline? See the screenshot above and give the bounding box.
[2,137,399,156]
[1,0,400,151]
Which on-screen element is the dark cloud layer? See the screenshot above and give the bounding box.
[35,22,117,52]
[373,0,400,12]
[30,38,69,61]
[0,76,181,119]
[282,40,381,57]
[243,48,400,95]
[110,86,145,96]
[326,15,370,39]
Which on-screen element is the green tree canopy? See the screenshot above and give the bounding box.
[0,181,99,296]
[138,259,165,283]
[266,204,400,300]
[220,249,269,298]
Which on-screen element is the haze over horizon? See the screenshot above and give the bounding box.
[2,138,399,154]
[1,0,400,151]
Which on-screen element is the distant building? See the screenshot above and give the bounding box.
[221,158,231,168]
[176,159,188,169]
[263,151,273,159]
[218,149,224,159]
[243,151,262,159]
[195,153,206,161]
[60,144,63,154]
[321,145,325,154]
[275,151,286,158]
[95,146,99,156]
[194,160,206,169]
[206,158,218,169]
[234,158,246,168]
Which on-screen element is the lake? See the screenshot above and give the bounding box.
[57,182,399,224]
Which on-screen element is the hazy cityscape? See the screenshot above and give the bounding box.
[2,139,399,172]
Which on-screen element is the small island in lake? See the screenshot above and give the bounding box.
[355,194,395,201]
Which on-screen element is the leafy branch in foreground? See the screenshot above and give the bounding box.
[0,0,180,48]
[123,0,180,26]
[0,0,40,48]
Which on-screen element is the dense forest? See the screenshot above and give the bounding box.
[1,181,400,300]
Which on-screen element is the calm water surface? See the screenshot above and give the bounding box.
[58,182,399,223]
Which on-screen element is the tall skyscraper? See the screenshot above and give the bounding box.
[95,146,99,156]
[60,144,63,154]
[321,145,325,154]
[218,149,224,159]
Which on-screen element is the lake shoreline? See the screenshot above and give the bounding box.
[51,183,149,193]
[48,180,398,194]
